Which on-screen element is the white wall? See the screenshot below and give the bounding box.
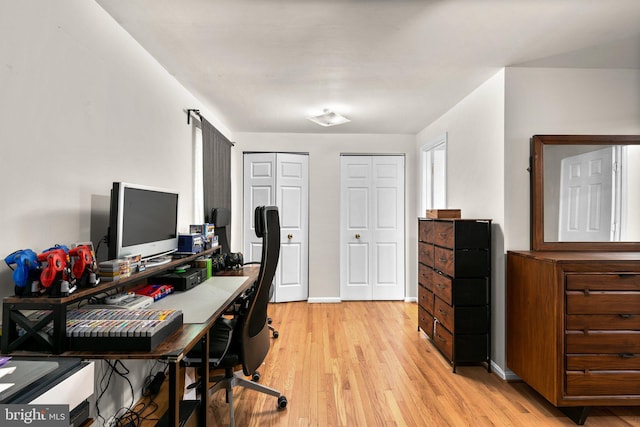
[231,133,417,300]
[0,2,229,424]
[415,70,506,372]
[504,67,640,252]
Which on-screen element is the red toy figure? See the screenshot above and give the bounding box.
[37,246,73,296]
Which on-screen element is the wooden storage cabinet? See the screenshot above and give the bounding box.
[507,251,640,422]
[418,218,491,372]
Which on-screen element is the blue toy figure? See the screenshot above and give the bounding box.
[4,249,41,296]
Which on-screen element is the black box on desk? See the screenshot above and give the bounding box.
[150,269,202,291]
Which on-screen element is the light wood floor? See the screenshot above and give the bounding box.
[145,301,640,426]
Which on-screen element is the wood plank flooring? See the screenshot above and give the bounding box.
[143,301,640,426]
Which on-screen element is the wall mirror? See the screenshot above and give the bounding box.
[531,135,640,251]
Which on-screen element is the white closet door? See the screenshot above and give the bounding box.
[340,155,405,300]
[243,152,309,302]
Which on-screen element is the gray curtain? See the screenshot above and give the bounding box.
[202,117,233,224]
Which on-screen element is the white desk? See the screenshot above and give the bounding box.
[154,275,249,323]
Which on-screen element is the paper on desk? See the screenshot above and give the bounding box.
[0,366,16,379]
[0,383,14,393]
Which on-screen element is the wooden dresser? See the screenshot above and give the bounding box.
[418,218,491,372]
[507,250,640,423]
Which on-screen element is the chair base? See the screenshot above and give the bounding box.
[206,367,287,427]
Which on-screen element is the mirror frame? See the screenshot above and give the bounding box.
[531,134,640,251]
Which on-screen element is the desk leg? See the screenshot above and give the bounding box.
[168,361,180,426]
[200,332,210,426]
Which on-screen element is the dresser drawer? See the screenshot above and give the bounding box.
[566,291,640,315]
[566,330,640,353]
[567,273,640,291]
[418,264,433,292]
[567,354,640,371]
[433,321,453,361]
[434,297,454,332]
[419,220,434,244]
[418,284,434,314]
[433,220,490,250]
[434,221,454,248]
[454,278,489,305]
[432,272,452,305]
[418,307,434,339]
[434,247,489,278]
[567,314,640,330]
[419,242,434,267]
[566,370,640,396]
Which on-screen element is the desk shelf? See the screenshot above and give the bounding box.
[1,247,219,354]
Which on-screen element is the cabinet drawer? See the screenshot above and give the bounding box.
[434,297,454,332]
[418,264,433,291]
[418,284,434,314]
[433,298,488,335]
[432,272,452,305]
[434,222,454,248]
[454,278,489,305]
[566,370,640,396]
[434,220,490,249]
[566,291,640,315]
[434,247,454,276]
[434,247,489,278]
[567,354,640,371]
[566,330,640,353]
[418,307,434,338]
[567,314,640,330]
[419,242,434,267]
[419,220,434,244]
[567,273,640,291]
[433,321,453,361]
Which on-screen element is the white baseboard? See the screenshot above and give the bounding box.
[491,361,520,381]
[404,297,417,303]
[307,297,341,303]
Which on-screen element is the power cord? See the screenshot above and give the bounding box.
[112,361,168,426]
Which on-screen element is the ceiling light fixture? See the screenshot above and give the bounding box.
[306,109,351,127]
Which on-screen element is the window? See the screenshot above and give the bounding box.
[193,123,204,224]
[420,133,447,214]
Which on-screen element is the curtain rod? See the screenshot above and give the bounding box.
[186,108,202,125]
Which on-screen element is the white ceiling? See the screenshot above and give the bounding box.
[96,0,640,134]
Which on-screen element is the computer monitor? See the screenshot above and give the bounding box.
[108,182,179,262]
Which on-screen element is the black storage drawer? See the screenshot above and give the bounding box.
[454,306,489,334]
[448,221,490,249]
[453,278,489,305]
[452,249,490,278]
[454,334,489,362]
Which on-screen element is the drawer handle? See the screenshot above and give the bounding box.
[619,314,635,319]
[438,309,446,314]
[436,284,446,289]
[439,257,447,262]
[619,353,636,358]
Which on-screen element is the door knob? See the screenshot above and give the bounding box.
[287,233,293,240]
[355,234,361,239]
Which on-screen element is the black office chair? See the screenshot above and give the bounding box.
[212,207,231,254]
[184,206,287,426]
[243,206,279,339]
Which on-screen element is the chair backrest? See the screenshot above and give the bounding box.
[240,205,280,375]
[212,207,231,253]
